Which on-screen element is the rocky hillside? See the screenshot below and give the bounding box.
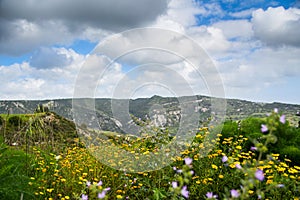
[0,95,300,133]
[0,112,77,147]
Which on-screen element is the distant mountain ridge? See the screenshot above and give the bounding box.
[0,95,299,132]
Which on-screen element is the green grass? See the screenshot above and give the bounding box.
[0,138,34,199]
[0,111,299,199]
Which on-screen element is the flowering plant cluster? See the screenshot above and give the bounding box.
[23,109,300,199]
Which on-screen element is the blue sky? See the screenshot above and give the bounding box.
[0,0,300,104]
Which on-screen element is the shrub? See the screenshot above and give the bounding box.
[219,120,238,138]
[281,146,300,165]
[0,116,3,126]
[8,115,24,127]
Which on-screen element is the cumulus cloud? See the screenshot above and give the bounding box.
[212,19,253,39]
[1,0,300,103]
[219,46,300,89]
[0,0,169,55]
[0,48,84,99]
[29,47,73,69]
[252,6,300,47]
[229,8,256,18]
[0,0,168,30]
[75,28,221,99]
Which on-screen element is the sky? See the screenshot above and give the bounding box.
[0,0,300,104]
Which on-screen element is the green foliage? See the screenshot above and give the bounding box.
[1,110,300,199]
[281,146,300,163]
[8,115,24,127]
[1,112,77,149]
[240,117,264,135]
[220,114,300,165]
[0,115,3,126]
[0,143,33,199]
[219,120,239,138]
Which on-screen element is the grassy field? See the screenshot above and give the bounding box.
[0,110,299,199]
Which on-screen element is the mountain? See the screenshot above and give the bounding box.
[0,95,299,133]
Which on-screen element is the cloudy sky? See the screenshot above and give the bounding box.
[0,0,300,104]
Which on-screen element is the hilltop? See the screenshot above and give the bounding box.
[0,112,77,148]
[0,95,300,133]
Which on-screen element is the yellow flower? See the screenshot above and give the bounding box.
[46,188,54,193]
[65,196,70,199]
[116,195,123,199]
[218,174,224,179]
[236,146,242,150]
[211,164,218,170]
[290,175,296,179]
[248,190,254,194]
[266,179,273,184]
[272,153,280,157]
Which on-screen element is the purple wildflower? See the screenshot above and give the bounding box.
[172,181,178,188]
[261,124,268,133]
[235,164,242,169]
[184,157,193,165]
[206,192,218,199]
[250,146,257,151]
[82,194,88,200]
[104,187,111,191]
[230,189,240,198]
[97,180,103,186]
[222,155,228,163]
[190,170,194,175]
[274,108,278,113]
[280,115,286,124]
[255,169,264,181]
[181,186,189,198]
[98,191,106,199]
[86,181,91,187]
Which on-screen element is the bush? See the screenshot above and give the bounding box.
[219,120,239,138]
[281,146,300,165]
[8,116,24,127]
[0,116,3,126]
[240,117,264,135]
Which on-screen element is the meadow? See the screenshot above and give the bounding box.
[0,109,299,199]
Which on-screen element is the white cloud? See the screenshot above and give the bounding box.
[218,45,300,102]
[1,1,300,104]
[0,0,169,55]
[0,48,84,99]
[252,6,300,47]
[212,19,253,39]
[229,8,256,18]
[187,26,230,55]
